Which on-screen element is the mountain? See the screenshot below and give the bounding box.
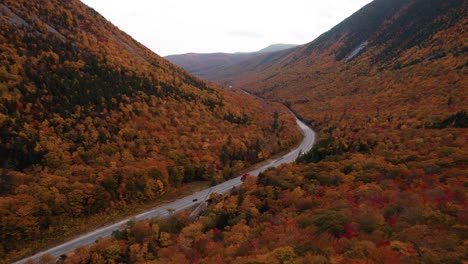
[211,0,467,101]
[164,52,257,81]
[61,0,468,263]
[165,44,300,82]
[0,0,302,261]
[257,43,298,53]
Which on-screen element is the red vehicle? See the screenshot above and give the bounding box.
[241,173,249,182]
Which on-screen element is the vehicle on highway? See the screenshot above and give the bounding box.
[240,173,249,182]
[14,115,316,264]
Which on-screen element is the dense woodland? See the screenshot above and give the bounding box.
[0,0,302,262]
[52,0,468,263]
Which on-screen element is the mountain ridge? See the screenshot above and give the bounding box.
[190,0,466,92]
[257,43,299,54]
[165,43,300,81]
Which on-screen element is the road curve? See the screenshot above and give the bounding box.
[16,114,315,264]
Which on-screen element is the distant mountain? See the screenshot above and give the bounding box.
[165,44,300,81]
[257,43,298,53]
[0,0,301,261]
[164,52,257,80]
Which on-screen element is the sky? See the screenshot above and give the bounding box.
[80,0,373,56]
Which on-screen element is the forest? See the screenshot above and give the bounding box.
[43,0,468,263]
[0,0,301,262]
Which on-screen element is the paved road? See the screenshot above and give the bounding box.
[16,115,315,264]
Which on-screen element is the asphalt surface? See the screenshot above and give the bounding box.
[15,115,315,264]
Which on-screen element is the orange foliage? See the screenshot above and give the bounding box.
[0,0,301,261]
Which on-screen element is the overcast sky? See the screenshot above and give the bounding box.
[80,0,373,56]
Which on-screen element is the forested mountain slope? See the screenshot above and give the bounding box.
[218,0,467,105]
[60,0,468,263]
[0,0,301,261]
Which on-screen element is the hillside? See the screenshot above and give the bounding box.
[61,0,468,263]
[215,0,467,102]
[0,0,302,261]
[165,44,299,83]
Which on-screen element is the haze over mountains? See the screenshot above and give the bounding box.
[165,44,299,82]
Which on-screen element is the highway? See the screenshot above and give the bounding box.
[15,114,315,264]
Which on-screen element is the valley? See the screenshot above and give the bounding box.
[0,0,466,263]
[16,111,316,263]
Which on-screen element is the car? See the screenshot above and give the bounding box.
[241,173,249,182]
[192,198,198,202]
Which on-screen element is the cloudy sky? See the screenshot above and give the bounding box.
[80,0,373,56]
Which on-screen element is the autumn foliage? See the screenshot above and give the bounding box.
[0,0,301,261]
[64,164,466,263]
[59,0,468,263]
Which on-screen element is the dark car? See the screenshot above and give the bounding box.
[241,173,249,182]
